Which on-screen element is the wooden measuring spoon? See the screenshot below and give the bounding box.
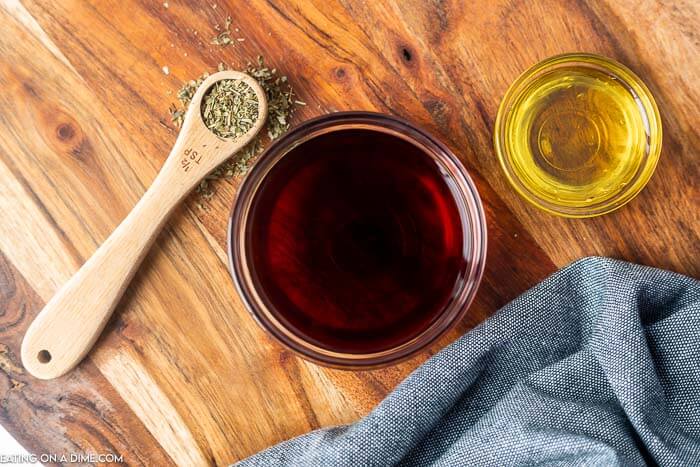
[21,71,268,380]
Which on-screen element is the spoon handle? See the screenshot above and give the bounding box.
[21,160,192,379]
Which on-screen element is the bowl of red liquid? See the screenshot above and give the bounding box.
[228,112,487,368]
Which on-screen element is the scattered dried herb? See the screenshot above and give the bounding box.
[201,79,258,139]
[211,16,233,46]
[169,58,303,198]
[245,57,299,140]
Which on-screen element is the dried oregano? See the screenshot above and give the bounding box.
[201,79,258,139]
[169,58,303,198]
[211,16,233,46]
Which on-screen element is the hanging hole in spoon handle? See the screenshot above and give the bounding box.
[37,350,52,363]
[20,70,267,380]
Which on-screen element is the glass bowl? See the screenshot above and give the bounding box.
[494,53,662,218]
[228,112,487,368]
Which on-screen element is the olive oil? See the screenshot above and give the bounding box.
[496,54,662,217]
[505,66,649,207]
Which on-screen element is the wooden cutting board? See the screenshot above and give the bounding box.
[0,0,697,465]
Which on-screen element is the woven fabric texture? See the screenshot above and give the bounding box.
[235,257,700,466]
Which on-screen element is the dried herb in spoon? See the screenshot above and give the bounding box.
[201,79,259,139]
[169,58,303,198]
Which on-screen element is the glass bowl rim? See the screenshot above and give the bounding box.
[493,52,663,218]
[227,111,488,369]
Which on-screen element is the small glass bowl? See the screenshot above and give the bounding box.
[494,53,662,218]
[228,112,487,369]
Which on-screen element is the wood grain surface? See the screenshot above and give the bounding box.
[0,0,697,465]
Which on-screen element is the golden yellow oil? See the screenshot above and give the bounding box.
[504,66,650,207]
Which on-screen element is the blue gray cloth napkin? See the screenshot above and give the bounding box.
[235,257,700,466]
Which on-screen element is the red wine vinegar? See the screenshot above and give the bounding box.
[246,129,466,354]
